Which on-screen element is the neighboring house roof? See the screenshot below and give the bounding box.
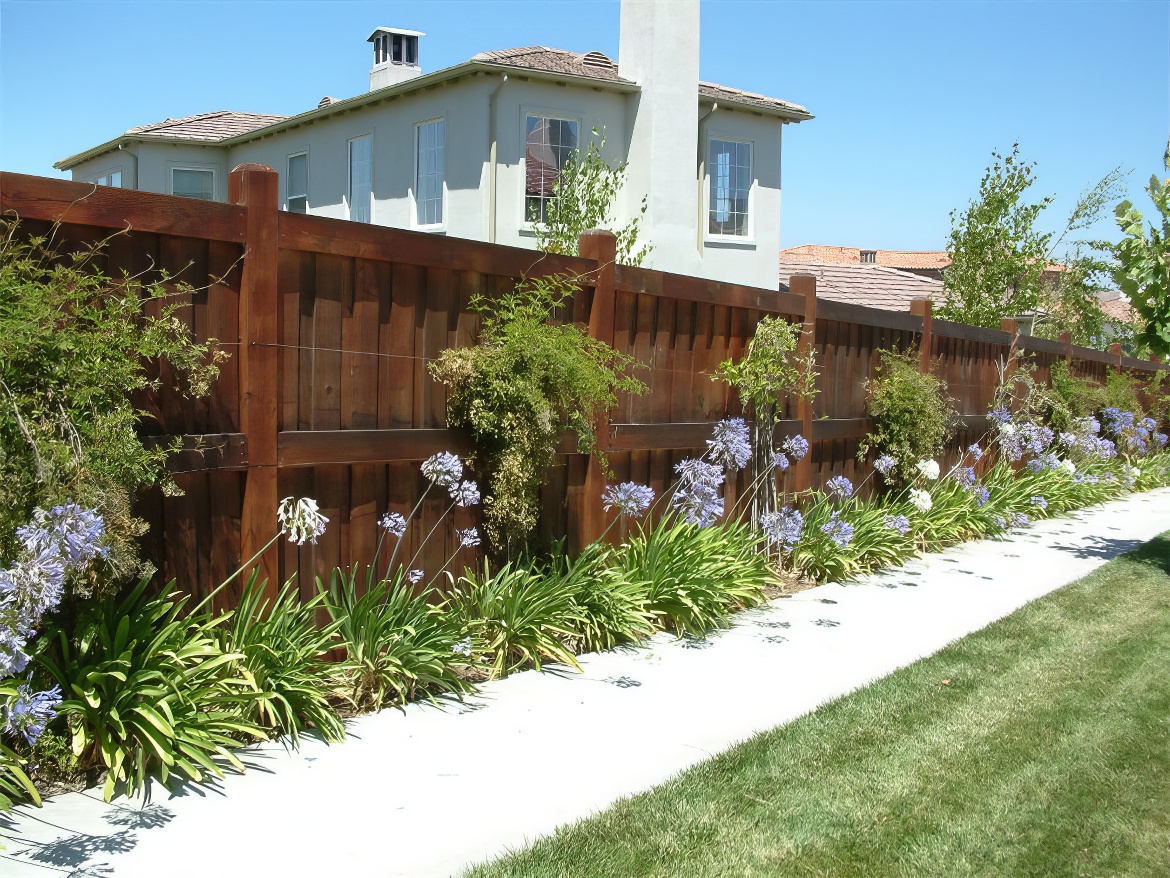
[123,111,289,141]
[781,245,952,271]
[1098,291,1136,324]
[779,260,945,311]
[56,46,811,170]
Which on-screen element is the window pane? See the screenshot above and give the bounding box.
[415,120,444,226]
[173,168,214,200]
[287,154,308,212]
[287,195,308,214]
[708,139,750,236]
[349,136,372,223]
[525,115,577,225]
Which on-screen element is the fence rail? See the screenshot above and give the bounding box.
[2,167,1165,606]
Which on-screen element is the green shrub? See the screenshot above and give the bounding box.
[430,273,645,556]
[36,579,265,802]
[860,350,960,486]
[220,574,344,746]
[0,223,226,585]
[554,542,655,653]
[447,561,583,678]
[322,568,469,712]
[610,520,770,635]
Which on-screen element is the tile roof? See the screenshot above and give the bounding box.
[698,81,811,119]
[124,111,289,142]
[780,245,951,270]
[779,260,946,311]
[1097,292,1136,324]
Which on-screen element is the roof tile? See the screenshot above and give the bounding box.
[124,111,289,141]
[779,260,946,311]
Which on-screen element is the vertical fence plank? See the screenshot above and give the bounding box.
[231,164,280,596]
[790,274,816,492]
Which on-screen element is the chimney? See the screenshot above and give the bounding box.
[619,0,701,274]
[368,27,424,91]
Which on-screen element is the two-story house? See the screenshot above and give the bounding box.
[55,0,811,289]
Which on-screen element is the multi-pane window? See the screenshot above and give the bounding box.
[286,153,308,213]
[172,168,214,201]
[415,119,445,226]
[708,139,751,237]
[90,170,121,187]
[348,135,372,223]
[524,115,578,223]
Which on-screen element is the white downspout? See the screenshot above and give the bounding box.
[696,102,718,254]
[487,74,509,243]
[117,142,139,190]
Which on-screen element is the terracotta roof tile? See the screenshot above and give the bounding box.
[779,260,946,311]
[697,81,811,118]
[125,111,289,141]
[1098,293,1136,324]
[780,245,951,270]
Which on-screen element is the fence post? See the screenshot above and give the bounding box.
[1059,331,1072,369]
[910,298,933,375]
[790,274,817,494]
[231,164,280,597]
[1109,342,1123,372]
[568,229,617,552]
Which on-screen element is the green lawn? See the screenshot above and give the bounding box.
[466,533,1170,878]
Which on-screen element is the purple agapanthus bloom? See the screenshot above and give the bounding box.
[457,527,481,548]
[874,455,897,477]
[672,482,725,528]
[992,515,1007,530]
[954,467,976,488]
[1010,512,1031,528]
[18,503,107,570]
[1155,433,1168,448]
[885,514,911,535]
[825,476,854,501]
[421,452,463,487]
[602,482,655,518]
[1032,496,1047,510]
[771,452,790,472]
[707,418,752,471]
[821,512,854,549]
[407,569,424,585]
[967,444,983,463]
[989,407,1012,424]
[783,434,810,462]
[1026,459,1045,474]
[0,626,32,678]
[449,480,481,507]
[2,681,62,747]
[974,486,991,507]
[761,507,803,550]
[379,512,408,538]
[674,458,725,490]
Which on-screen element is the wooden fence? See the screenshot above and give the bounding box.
[3,166,1166,606]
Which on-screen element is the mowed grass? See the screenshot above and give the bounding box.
[466,533,1170,878]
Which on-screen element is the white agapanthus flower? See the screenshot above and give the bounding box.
[1058,459,1076,477]
[916,459,940,481]
[277,497,329,545]
[998,423,1017,436]
[910,489,933,514]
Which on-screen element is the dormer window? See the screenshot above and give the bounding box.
[860,250,877,264]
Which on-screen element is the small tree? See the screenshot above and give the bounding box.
[939,144,1054,328]
[534,128,651,267]
[1110,142,1170,356]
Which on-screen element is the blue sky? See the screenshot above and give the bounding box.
[2,0,1167,253]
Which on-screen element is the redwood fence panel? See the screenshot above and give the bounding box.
[3,167,1167,604]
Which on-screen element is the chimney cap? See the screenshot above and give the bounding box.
[367,26,425,42]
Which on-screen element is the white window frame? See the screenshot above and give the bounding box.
[169,164,217,201]
[286,151,309,213]
[519,108,582,230]
[85,166,123,188]
[704,135,755,243]
[412,117,446,231]
[346,133,374,224]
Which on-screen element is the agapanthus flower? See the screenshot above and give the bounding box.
[1058,459,1076,477]
[824,475,854,500]
[988,407,1012,424]
[1096,438,1117,460]
[17,503,107,570]
[457,528,481,548]
[1139,417,1157,432]
[707,418,752,471]
[671,482,725,528]
[771,452,790,472]
[1010,512,1031,529]
[1058,432,1077,448]
[821,512,854,549]
[1073,473,1099,485]
[1026,459,1045,474]
[449,480,481,507]
[783,434,809,462]
[0,551,66,621]
[761,507,803,550]
[379,512,408,538]
[910,489,933,514]
[1102,408,1135,434]
[421,452,463,487]
[967,444,983,463]
[992,515,1007,530]
[3,680,62,747]
[974,486,991,507]
[602,482,655,518]
[407,569,424,585]
[674,458,725,490]
[954,467,976,488]
[1155,433,1169,448]
[885,514,911,535]
[277,497,329,545]
[916,459,940,481]
[452,637,473,657]
[1031,496,1047,510]
[0,626,32,677]
[873,455,897,477]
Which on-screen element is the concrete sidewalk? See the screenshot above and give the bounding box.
[3,490,1168,878]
